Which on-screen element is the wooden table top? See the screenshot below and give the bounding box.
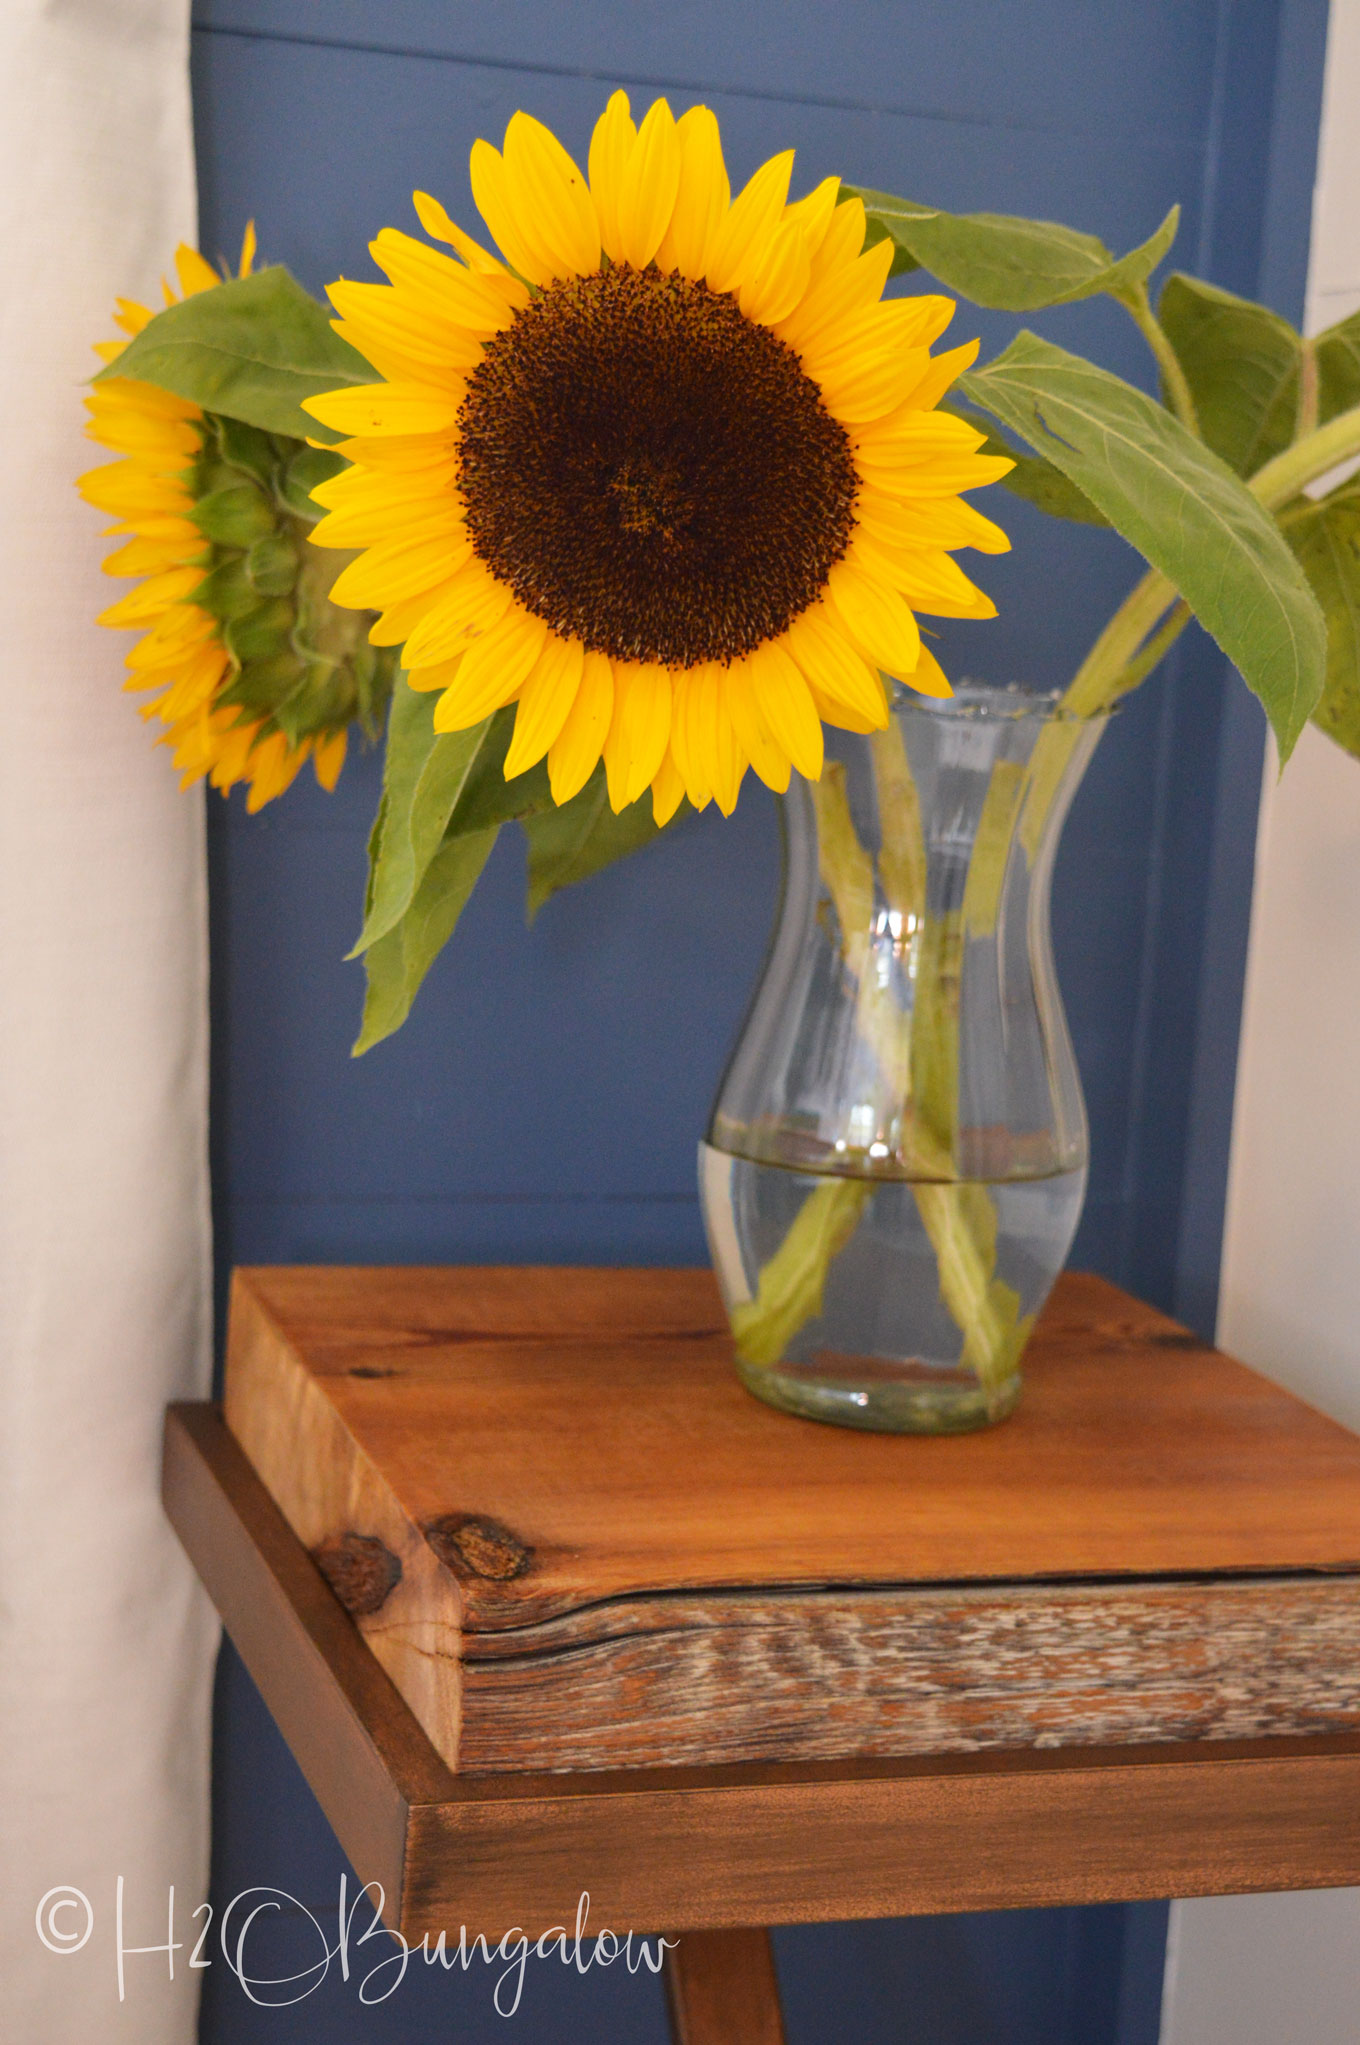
[228,1263,1360,1627]
[213,1263,1360,1788]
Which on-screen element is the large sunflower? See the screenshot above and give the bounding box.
[305,95,1012,823]
[79,233,381,810]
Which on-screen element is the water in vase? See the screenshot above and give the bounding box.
[702,1143,1087,1432]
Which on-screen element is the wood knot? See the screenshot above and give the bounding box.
[312,1533,403,1616]
[423,1514,532,1583]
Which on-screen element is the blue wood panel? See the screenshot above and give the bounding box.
[192,0,1220,140]
[191,5,1326,2041]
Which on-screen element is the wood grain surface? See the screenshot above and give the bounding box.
[665,1928,786,2044]
[165,1402,1360,1939]
[222,1265,1360,1776]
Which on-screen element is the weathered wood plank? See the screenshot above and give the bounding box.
[456,1577,1360,1772]
[222,1265,1360,1777]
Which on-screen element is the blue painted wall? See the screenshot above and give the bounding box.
[191,4,1328,2039]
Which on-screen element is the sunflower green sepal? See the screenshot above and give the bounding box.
[188,413,397,759]
[92,266,378,443]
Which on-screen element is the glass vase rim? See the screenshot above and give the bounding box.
[888,680,1114,724]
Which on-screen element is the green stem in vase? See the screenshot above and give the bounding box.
[731,721,1033,1399]
[729,1178,871,1367]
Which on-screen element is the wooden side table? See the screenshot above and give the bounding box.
[164,1266,1360,2044]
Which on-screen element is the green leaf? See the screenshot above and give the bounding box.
[522,770,679,919]
[946,404,1109,525]
[1284,483,1360,759]
[354,680,551,959]
[93,266,376,441]
[1316,306,1360,425]
[354,826,500,1054]
[848,191,1178,311]
[1157,274,1301,476]
[960,332,1327,758]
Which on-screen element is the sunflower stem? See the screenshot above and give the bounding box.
[1118,282,1200,438]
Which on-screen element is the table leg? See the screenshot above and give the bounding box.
[664,1926,787,2045]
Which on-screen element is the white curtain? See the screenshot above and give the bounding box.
[0,4,214,2041]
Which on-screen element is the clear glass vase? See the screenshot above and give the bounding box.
[700,686,1104,1433]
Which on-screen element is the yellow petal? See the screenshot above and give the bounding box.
[470,138,556,286]
[668,665,715,809]
[737,216,812,326]
[616,97,681,269]
[801,676,881,737]
[748,639,823,779]
[505,633,585,776]
[412,190,513,275]
[900,644,953,699]
[854,447,1014,498]
[705,150,794,295]
[113,296,156,338]
[784,175,841,254]
[329,278,486,363]
[603,662,672,809]
[369,229,529,328]
[78,462,192,519]
[710,702,748,816]
[431,606,548,730]
[825,558,921,674]
[327,529,472,608]
[849,532,997,619]
[854,489,1010,556]
[782,606,889,728]
[245,732,308,813]
[174,245,221,297]
[502,111,600,278]
[651,750,686,825]
[776,235,893,353]
[588,91,637,265]
[102,532,206,578]
[313,729,348,790]
[549,649,615,802]
[902,338,979,411]
[310,497,465,551]
[98,566,204,628]
[310,460,459,513]
[654,106,729,279]
[805,194,868,290]
[820,349,941,425]
[799,301,933,383]
[400,555,515,665]
[330,320,470,390]
[369,594,436,647]
[724,659,791,793]
[326,431,463,473]
[302,383,461,437]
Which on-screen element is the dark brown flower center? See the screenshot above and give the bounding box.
[455,266,858,667]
